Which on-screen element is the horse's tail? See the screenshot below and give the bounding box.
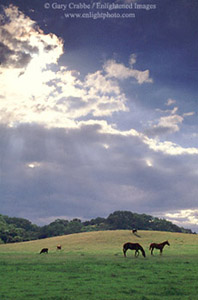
[139,245,146,257]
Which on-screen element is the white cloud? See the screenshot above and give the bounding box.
[170,107,179,115]
[143,135,198,155]
[1,5,198,160]
[0,5,153,130]
[0,5,67,127]
[85,70,121,95]
[0,5,63,68]
[145,113,184,137]
[145,158,153,167]
[83,70,128,116]
[183,112,195,117]
[166,209,198,224]
[103,57,153,84]
[77,121,198,156]
[129,53,137,65]
[155,114,183,133]
[165,209,198,231]
[148,103,195,138]
[0,5,130,128]
[156,106,178,115]
[166,98,176,106]
[27,162,41,169]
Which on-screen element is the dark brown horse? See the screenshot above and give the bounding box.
[149,241,170,255]
[123,242,146,257]
[57,245,62,250]
[40,248,48,254]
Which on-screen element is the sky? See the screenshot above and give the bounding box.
[0,0,198,231]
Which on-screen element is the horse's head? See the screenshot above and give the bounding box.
[142,249,146,257]
[166,241,170,246]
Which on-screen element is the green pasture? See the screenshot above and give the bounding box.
[0,230,198,299]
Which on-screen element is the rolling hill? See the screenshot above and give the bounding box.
[0,230,197,257]
[0,210,193,244]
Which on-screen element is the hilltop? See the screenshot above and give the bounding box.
[0,210,193,244]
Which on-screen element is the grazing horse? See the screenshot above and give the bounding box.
[149,241,170,255]
[40,248,48,254]
[132,229,141,238]
[57,245,62,250]
[123,242,146,258]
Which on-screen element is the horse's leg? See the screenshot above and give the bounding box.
[160,248,163,255]
[135,250,139,257]
[123,249,127,257]
[151,247,154,255]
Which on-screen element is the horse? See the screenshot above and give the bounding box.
[149,241,170,255]
[40,248,48,254]
[123,242,146,258]
[57,245,62,250]
[132,228,141,238]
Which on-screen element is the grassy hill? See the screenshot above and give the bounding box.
[0,230,198,300]
[0,210,193,244]
[0,230,197,256]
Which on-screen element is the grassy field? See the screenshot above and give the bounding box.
[0,230,198,299]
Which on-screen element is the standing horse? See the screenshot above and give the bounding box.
[149,241,170,255]
[123,242,146,257]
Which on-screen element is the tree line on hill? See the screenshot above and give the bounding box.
[0,210,194,244]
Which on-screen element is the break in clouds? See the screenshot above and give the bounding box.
[0,5,198,231]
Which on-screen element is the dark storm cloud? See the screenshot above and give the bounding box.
[0,27,38,68]
[0,43,32,68]
[1,123,198,226]
[0,42,13,65]
[43,44,58,52]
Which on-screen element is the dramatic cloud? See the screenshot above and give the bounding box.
[0,5,64,126]
[1,3,198,231]
[0,5,62,68]
[1,121,198,228]
[0,5,130,127]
